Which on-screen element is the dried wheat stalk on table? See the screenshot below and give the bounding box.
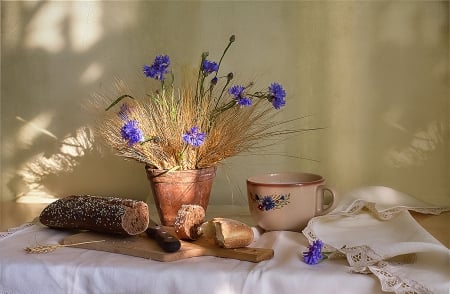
[24,240,106,254]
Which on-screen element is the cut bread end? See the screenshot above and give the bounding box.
[122,201,150,235]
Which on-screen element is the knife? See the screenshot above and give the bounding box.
[146,219,181,253]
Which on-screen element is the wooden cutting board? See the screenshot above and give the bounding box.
[63,231,273,263]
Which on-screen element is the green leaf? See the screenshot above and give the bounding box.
[105,94,135,111]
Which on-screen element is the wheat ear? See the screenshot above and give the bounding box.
[24,240,106,254]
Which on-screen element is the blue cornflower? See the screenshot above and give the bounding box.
[228,85,252,107]
[269,82,286,109]
[237,96,252,107]
[120,120,144,146]
[303,240,324,265]
[228,85,245,98]
[261,196,275,211]
[143,55,170,81]
[182,126,207,147]
[117,103,130,121]
[202,60,219,75]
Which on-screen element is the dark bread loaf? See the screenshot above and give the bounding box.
[39,195,149,235]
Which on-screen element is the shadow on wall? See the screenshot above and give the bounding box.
[367,2,449,204]
[372,2,448,166]
[2,1,311,204]
[2,1,155,202]
[317,1,449,204]
[385,121,447,168]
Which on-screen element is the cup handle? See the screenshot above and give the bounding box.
[316,185,338,216]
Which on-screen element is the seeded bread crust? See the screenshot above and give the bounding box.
[39,195,149,235]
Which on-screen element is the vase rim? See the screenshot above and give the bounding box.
[145,165,217,181]
[145,165,216,171]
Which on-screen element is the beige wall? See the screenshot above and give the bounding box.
[1,1,449,206]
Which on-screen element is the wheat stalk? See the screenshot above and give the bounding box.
[94,79,296,170]
[24,240,106,254]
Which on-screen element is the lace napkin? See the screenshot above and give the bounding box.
[303,186,449,294]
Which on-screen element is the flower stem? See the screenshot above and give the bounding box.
[213,73,233,111]
[215,35,235,77]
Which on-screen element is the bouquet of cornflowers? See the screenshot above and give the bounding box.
[96,35,289,170]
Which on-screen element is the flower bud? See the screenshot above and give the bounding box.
[211,76,218,85]
[229,35,236,43]
[227,72,234,81]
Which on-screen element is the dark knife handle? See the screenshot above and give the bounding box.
[146,225,181,253]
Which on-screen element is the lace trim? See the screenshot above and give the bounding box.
[303,214,338,241]
[339,245,383,267]
[0,222,35,239]
[341,199,449,220]
[368,262,432,294]
[300,234,431,294]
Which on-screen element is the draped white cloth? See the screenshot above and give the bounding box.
[0,186,448,294]
[303,186,449,294]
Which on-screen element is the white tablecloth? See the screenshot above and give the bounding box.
[0,186,448,294]
[1,226,382,294]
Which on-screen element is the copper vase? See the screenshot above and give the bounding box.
[145,165,217,226]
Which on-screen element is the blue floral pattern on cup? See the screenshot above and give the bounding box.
[251,193,291,211]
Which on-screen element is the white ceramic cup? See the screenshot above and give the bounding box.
[247,172,337,231]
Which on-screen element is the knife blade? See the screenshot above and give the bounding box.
[146,219,181,253]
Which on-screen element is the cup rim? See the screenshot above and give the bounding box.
[246,172,324,186]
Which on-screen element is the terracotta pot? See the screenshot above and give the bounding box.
[145,165,217,226]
